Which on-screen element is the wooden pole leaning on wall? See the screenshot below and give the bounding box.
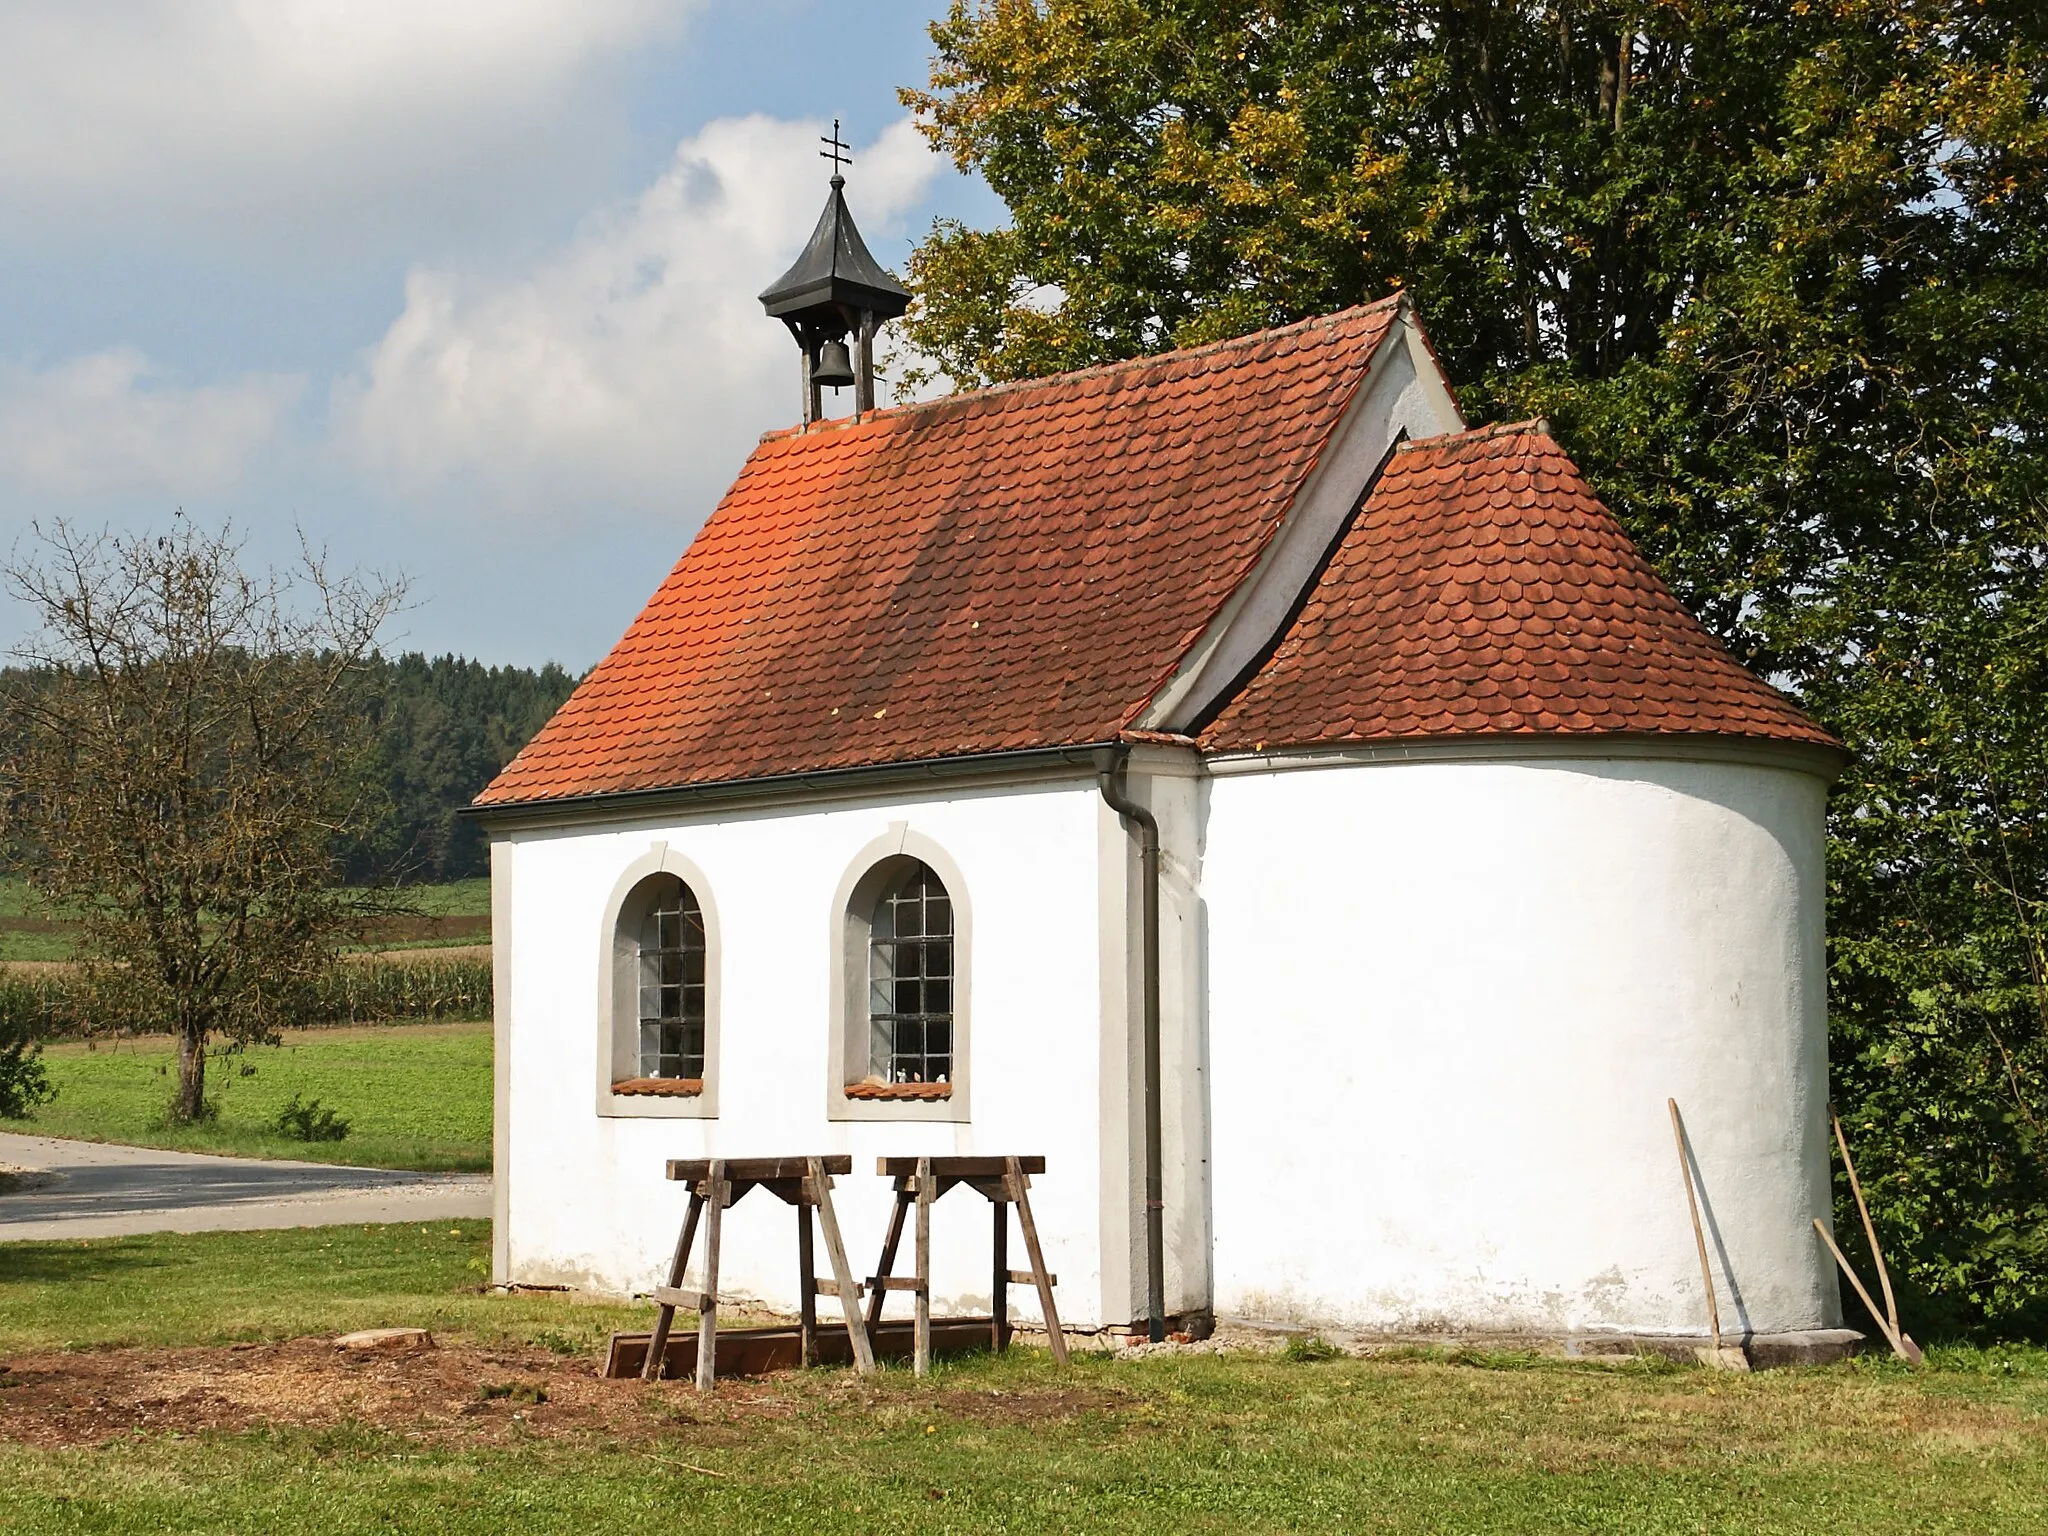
[1667,1099,1749,1372]
[1814,1107,1923,1365]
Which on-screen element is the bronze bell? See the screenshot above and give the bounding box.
[812,339,856,389]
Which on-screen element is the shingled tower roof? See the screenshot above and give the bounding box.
[758,175,912,324]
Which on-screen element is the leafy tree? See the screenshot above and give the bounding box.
[903,0,2048,1330]
[0,520,406,1124]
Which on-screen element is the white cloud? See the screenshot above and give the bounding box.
[337,114,942,521]
[0,351,301,501]
[0,1,692,240]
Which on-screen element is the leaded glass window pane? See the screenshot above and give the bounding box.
[867,861,953,1084]
[637,877,706,1079]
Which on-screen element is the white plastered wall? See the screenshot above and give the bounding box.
[493,775,1117,1327]
[1201,749,1838,1338]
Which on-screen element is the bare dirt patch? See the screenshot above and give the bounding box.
[0,1336,1129,1451]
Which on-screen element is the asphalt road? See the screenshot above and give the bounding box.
[0,1131,491,1242]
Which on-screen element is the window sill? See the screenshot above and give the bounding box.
[610,1077,704,1098]
[843,1081,953,1102]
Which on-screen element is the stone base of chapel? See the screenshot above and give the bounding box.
[1211,1318,1867,1369]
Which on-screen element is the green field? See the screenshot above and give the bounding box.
[0,1222,625,1356]
[0,1224,2044,1533]
[0,1022,491,1171]
[0,875,492,963]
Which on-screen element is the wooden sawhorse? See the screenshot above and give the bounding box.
[642,1156,876,1390]
[865,1155,1069,1374]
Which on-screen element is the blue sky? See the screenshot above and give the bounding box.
[0,1,1000,669]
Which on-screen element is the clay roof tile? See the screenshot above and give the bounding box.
[476,301,1405,806]
[1199,422,1836,755]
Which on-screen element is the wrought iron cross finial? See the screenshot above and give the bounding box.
[819,118,853,177]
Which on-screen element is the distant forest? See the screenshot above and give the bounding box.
[342,653,581,883]
[1,653,580,887]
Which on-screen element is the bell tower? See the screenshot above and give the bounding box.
[759,122,913,426]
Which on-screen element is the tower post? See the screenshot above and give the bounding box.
[759,122,911,429]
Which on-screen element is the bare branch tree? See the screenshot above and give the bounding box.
[0,516,407,1123]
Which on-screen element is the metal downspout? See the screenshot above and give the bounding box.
[1095,746,1166,1343]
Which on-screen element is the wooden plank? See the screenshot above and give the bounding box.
[695,1161,726,1393]
[1009,1155,1069,1365]
[1008,1270,1055,1286]
[992,1199,1009,1354]
[605,1316,995,1381]
[669,1156,852,1182]
[641,1190,704,1382]
[865,1276,925,1293]
[797,1202,817,1369]
[877,1156,1044,1178]
[809,1156,877,1377]
[812,1276,864,1299]
[914,1155,933,1377]
[651,1286,703,1310]
[864,1185,910,1328]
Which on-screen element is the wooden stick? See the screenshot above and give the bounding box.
[865,1182,910,1328]
[1813,1218,1918,1362]
[914,1155,933,1377]
[1831,1106,1901,1336]
[1008,1156,1069,1365]
[694,1160,726,1393]
[797,1197,817,1369]
[992,1192,1010,1354]
[809,1156,877,1376]
[642,1190,704,1382]
[1667,1099,1721,1351]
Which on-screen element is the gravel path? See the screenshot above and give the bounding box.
[0,1131,490,1241]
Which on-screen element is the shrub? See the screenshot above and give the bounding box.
[0,1022,53,1119]
[273,1093,351,1142]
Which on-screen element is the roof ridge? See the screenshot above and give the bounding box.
[758,293,1409,446]
[1397,416,1552,453]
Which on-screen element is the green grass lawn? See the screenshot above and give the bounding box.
[0,1224,2045,1533]
[0,1021,490,1171]
[0,1222,620,1356]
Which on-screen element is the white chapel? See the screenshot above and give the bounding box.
[470,176,1849,1355]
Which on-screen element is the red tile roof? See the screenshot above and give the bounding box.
[476,300,1405,806]
[1199,421,1837,753]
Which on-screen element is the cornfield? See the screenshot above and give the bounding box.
[0,956,492,1038]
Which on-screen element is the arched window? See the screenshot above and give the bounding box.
[602,856,718,1114]
[636,875,706,1082]
[867,860,953,1085]
[831,833,968,1120]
